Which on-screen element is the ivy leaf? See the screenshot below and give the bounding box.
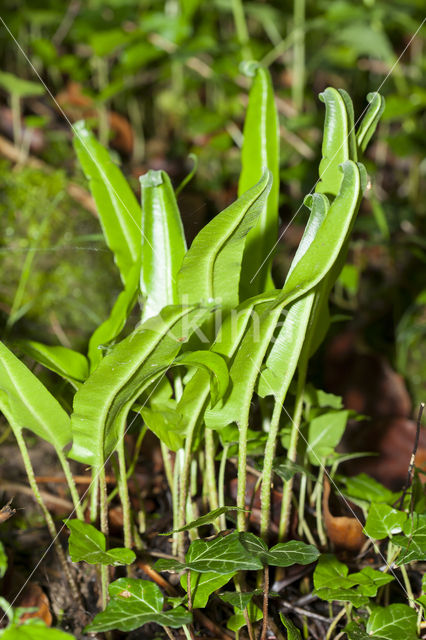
[393,513,426,564]
[64,520,135,566]
[307,410,349,465]
[340,474,399,505]
[84,578,192,633]
[219,591,255,609]
[363,503,407,540]
[345,620,378,639]
[366,604,418,640]
[185,532,263,574]
[154,558,186,573]
[155,533,263,575]
[313,555,393,607]
[238,533,319,567]
[267,541,320,567]
[161,507,248,534]
[348,567,393,597]
[180,571,235,608]
[227,601,263,632]
[279,613,302,640]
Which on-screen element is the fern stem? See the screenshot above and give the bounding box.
[117,440,132,549]
[218,442,230,530]
[14,429,79,600]
[56,448,84,520]
[99,466,109,608]
[279,366,306,540]
[204,429,220,528]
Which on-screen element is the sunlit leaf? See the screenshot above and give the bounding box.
[140,169,186,320]
[0,342,71,451]
[356,92,385,154]
[239,65,279,297]
[69,304,214,468]
[73,121,141,286]
[15,340,88,385]
[178,170,272,319]
[363,503,407,540]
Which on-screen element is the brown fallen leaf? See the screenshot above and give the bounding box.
[0,499,16,524]
[323,478,366,552]
[19,583,52,626]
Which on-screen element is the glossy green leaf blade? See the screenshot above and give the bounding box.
[363,503,407,540]
[267,541,320,567]
[366,604,418,640]
[84,578,192,633]
[307,410,349,465]
[88,261,140,370]
[208,162,363,430]
[341,474,399,506]
[162,506,247,535]
[0,341,71,450]
[258,193,328,398]
[356,92,385,154]
[337,88,357,162]
[69,304,214,467]
[140,170,187,320]
[178,170,271,313]
[140,350,228,450]
[174,350,229,406]
[280,613,302,640]
[181,571,235,609]
[277,161,363,309]
[154,558,186,572]
[313,555,393,608]
[15,340,88,383]
[73,121,141,285]
[394,513,426,564]
[238,66,279,298]
[205,298,282,429]
[239,533,319,567]
[169,291,280,435]
[64,519,135,566]
[219,591,254,609]
[140,404,185,451]
[184,532,263,574]
[316,87,351,197]
[228,601,263,631]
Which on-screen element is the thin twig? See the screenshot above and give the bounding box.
[260,565,269,640]
[398,402,424,510]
